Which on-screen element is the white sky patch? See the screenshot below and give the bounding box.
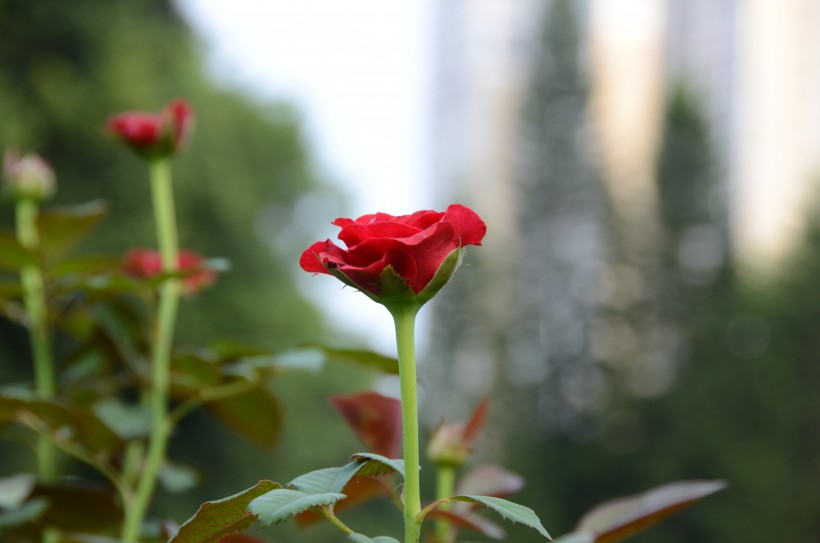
[176,0,436,353]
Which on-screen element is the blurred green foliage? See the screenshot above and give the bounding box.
[0,1,382,540]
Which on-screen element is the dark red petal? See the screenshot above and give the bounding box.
[444,204,487,246]
[108,114,161,148]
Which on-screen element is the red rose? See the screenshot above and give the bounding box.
[123,248,217,294]
[108,99,194,159]
[300,204,486,305]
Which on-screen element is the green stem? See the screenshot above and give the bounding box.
[121,159,181,543]
[434,465,457,543]
[15,197,57,483]
[390,303,422,543]
[321,506,354,535]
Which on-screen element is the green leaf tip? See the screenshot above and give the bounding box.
[421,494,551,540]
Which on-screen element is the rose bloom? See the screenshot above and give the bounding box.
[300,204,486,303]
[107,99,193,159]
[123,248,216,294]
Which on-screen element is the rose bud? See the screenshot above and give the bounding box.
[123,248,217,295]
[3,149,56,202]
[427,399,489,467]
[300,204,486,307]
[107,99,194,159]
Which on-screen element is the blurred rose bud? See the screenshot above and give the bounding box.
[107,99,194,159]
[3,149,57,202]
[426,399,489,468]
[123,248,217,295]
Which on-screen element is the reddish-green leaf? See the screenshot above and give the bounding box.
[205,387,282,449]
[575,480,727,543]
[424,508,505,539]
[330,392,402,457]
[169,481,281,543]
[37,200,109,264]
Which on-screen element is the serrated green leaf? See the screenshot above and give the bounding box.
[350,452,406,478]
[289,466,350,494]
[169,480,281,543]
[348,534,401,543]
[422,495,550,540]
[248,489,345,526]
[0,497,48,529]
[575,480,727,543]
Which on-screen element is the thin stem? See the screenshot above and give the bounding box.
[321,507,354,535]
[434,465,457,543]
[390,303,422,543]
[15,197,57,483]
[121,159,181,543]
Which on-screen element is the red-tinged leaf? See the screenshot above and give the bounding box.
[217,533,271,543]
[169,481,281,543]
[575,480,727,543]
[425,508,506,539]
[37,200,109,264]
[295,476,390,527]
[462,398,490,445]
[205,386,282,450]
[331,392,402,457]
[456,464,524,498]
[6,482,122,537]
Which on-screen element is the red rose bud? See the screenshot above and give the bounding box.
[123,248,217,294]
[107,99,194,159]
[3,149,56,201]
[300,204,486,307]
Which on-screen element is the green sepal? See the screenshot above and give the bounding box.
[416,248,463,305]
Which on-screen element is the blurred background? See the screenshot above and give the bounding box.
[2,0,819,542]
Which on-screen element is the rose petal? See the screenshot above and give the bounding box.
[444,204,487,246]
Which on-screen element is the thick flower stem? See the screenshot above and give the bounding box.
[390,303,423,543]
[121,158,181,543]
[434,465,457,543]
[15,197,57,484]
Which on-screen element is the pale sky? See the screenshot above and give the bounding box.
[176,0,436,353]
